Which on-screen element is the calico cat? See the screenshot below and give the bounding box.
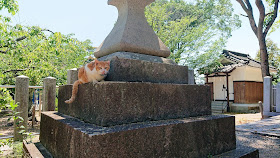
[65,59,110,104]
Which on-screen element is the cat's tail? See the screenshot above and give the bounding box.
[65,80,81,104]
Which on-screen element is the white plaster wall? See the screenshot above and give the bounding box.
[244,66,263,82]
[209,76,227,100]
[208,66,277,101]
[208,66,246,101]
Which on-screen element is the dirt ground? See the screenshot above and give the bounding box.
[0,113,40,157]
[227,112,262,125]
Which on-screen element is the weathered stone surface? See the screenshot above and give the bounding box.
[23,141,44,158]
[58,82,211,126]
[95,0,170,58]
[23,141,53,158]
[67,68,78,84]
[214,146,259,158]
[98,52,176,65]
[43,77,56,111]
[103,57,188,84]
[40,112,236,158]
[14,75,29,141]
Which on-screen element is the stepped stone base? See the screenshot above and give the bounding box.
[214,146,259,158]
[40,112,236,158]
[58,82,211,126]
[24,141,259,158]
[101,57,188,84]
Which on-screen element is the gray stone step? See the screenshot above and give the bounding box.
[214,146,259,158]
[103,57,189,84]
[39,112,236,158]
[59,82,211,127]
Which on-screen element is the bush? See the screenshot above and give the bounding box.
[0,88,14,111]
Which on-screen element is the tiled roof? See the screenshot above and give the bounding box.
[214,50,276,73]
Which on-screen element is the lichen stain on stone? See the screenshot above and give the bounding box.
[164,126,173,149]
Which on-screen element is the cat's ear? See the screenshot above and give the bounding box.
[107,61,110,65]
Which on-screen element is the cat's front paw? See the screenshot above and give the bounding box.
[65,100,72,104]
[92,80,98,86]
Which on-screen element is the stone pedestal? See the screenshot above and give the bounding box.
[23,0,258,156]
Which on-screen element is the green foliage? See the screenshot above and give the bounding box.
[0,0,18,15]
[255,39,280,69]
[0,139,23,157]
[0,88,13,110]
[145,0,241,73]
[256,39,280,83]
[0,16,92,86]
[265,0,280,33]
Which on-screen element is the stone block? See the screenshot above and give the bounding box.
[95,0,170,58]
[40,112,236,158]
[214,146,259,158]
[104,57,188,84]
[58,82,211,126]
[98,52,176,65]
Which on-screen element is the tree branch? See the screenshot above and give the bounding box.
[42,29,55,34]
[255,0,266,37]
[3,68,28,74]
[236,0,249,12]
[263,0,279,36]
[0,36,27,49]
[236,0,258,36]
[15,36,27,42]
[240,13,249,17]
[0,50,8,54]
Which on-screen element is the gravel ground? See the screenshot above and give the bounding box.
[236,131,280,158]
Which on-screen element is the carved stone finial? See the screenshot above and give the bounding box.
[95,0,170,58]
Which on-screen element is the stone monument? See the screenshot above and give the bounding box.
[23,0,259,157]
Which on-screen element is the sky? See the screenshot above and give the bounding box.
[1,0,280,59]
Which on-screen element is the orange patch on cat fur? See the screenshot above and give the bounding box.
[87,62,95,71]
[65,59,110,104]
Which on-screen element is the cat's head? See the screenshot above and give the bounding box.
[94,59,110,76]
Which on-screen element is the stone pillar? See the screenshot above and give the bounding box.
[43,77,56,111]
[95,0,170,58]
[276,83,280,112]
[14,75,29,141]
[263,76,272,117]
[188,69,195,84]
[67,68,78,84]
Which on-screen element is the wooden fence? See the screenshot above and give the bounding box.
[263,76,280,118]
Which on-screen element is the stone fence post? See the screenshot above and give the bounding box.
[276,83,280,112]
[263,76,272,117]
[188,69,195,84]
[43,77,56,111]
[14,75,29,141]
[67,68,78,84]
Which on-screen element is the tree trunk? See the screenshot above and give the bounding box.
[259,35,270,78]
